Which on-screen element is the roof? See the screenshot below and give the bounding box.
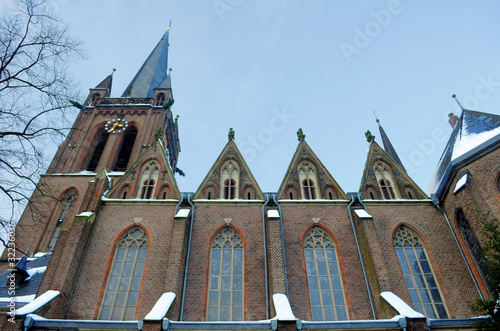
[428,109,500,196]
[0,253,51,310]
[95,73,113,93]
[122,30,171,98]
[377,121,406,172]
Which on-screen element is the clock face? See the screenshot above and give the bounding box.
[105,118,129,133]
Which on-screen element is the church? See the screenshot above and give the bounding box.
[1,28,499,331]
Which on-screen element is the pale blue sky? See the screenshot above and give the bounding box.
[8,0,500,195]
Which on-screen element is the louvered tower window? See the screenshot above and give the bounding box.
[113,127,138,171]
[87,131,109,171]
[457,210,490,285]
[207,227,244,321]
[304,227,348,321]
[99,227,148,320]
[393,226,448,318]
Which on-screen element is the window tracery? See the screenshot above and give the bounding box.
[137,160,160,199]
[304,227,348,321]
[393,226,448,319]
[207,227,244,321]
[220,160,239,199]
[99,227,148,320]
[298,161,319,200]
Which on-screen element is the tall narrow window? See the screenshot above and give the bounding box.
[304,227,348,321]
[155,93,165,106]
[113,127,138,171]
[457,210,490,284]
[47,189,78,250]
[380,180,391,199]
[298,161,319,200]
[303,179,316,199]
[374,161,399,199]
[394,226,448,319]
[137,161,160,199]
[141,180,155,199]
[87,131,110,171]
[207,227,244,321]
[220,160,239,199]
[224,179,236,199]
[99,227,148,320]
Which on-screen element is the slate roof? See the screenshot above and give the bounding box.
[121,30,171,98]
[428,109,500,197]
[377,120,406,173]
[0,253,51,309]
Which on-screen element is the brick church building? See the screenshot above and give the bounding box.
[1,28,499,330]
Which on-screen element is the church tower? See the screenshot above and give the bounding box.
[8,27,180,257]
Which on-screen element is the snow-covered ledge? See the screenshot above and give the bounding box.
[14,290,60,316]
[272,293,296,321]
[144,292,176,321]
[381,291,425,318]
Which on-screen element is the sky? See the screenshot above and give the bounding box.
[4,0,500,196]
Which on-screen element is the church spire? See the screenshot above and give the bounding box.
[122,25,172,98]
[375,112,407,173]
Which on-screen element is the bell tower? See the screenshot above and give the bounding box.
[11,28,181,255]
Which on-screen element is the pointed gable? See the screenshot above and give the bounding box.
[360,140,427,200]
[106,139,180,200]
[277,139,347,200]
[193,138,264,201]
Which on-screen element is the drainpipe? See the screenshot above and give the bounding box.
[180,192,195,321]
[431,194,484,301]
[272,194,290,298]
[262,193,271,319]
[347,192,377,319]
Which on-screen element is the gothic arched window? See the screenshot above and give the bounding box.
[113,127,138,172]
[457,210,490,284]
[220,160,239,199]
[207,227,244,321]
[374,161,399,199]
[298,161,319,200]
[137,161,160,199]
[87,130,110,171]
[99,227,148,320]
[393,226,448,318]
[304,227,348,321]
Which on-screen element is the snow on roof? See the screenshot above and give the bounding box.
[25,266,47,281]
[267,210,280,218]
[15,290,60,315]
[144,292,176,320]
[381,291,425,318]
[354,209,372,218]
[76,211,94,217]
[272,294,296,321]
[428,109,500,195]
[453,174,468,194]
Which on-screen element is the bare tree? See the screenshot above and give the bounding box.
[0,0,84,240]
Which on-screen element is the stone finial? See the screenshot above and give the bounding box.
[365,130,375,143]
[228,128,235,141]
[297,128,306,141]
